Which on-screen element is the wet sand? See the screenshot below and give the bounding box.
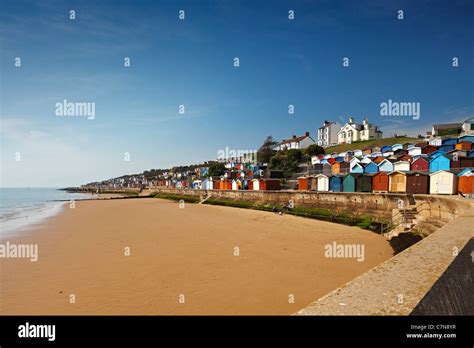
[0,198,393,315]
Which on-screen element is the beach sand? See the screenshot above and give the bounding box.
[0,198,393,315]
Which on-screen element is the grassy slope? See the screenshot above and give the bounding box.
[325,137,418,154]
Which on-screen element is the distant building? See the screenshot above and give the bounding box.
[317,120,340,147]
[337,117,383,144]
[277,132,315,151]
[461,117,474,136]
[428,122,462,138]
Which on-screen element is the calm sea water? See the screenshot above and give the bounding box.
[0,188,93,237]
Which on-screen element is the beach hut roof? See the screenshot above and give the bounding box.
[457,168,474,176]
[404,171,430,176]
[429,170,453,177]
[388,170,407,176]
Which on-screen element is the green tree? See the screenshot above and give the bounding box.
[257,136,278,164]
[268,149,301,177]
[305,144,325,157]
[208,162,226,177]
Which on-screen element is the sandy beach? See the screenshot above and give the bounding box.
[0,198,393,315]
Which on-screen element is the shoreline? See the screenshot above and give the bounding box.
[0,198,393,315]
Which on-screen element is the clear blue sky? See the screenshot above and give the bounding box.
[1,0,473,187]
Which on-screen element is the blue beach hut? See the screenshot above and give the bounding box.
[329,175,343,192]
[363,162,379,174]
[429,154,451,172]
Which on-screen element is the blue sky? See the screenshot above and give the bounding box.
[1,0,473,187]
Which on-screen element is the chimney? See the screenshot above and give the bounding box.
[292,135,296,139]
[305,132,310,136]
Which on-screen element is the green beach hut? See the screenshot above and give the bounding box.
[343,174,356,192]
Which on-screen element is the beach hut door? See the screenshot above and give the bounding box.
[438,175,450,193]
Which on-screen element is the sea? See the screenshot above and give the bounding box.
[0,188,93,238]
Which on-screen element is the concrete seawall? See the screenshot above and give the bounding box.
[411,237,474,315]
[147,188,472,221]
[296,206,474,315]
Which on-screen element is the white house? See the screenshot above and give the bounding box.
[277,132,315,151]
[317,120,340,147]
[337,117,383,144]
[461,117,474,136]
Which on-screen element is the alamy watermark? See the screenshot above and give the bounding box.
[380,99,420,120]
[217,147,258,164]
[55,99,95,120]
[0,241,38,262]
[324,241,365,262]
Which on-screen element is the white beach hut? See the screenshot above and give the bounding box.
[429,171,458,195]
[349,157,360,170]
[252,179,260,191]
[315,174,329,192]
[231,179,239,191]
[408,147,422,157]
[201,178,213,190]
[393,161,410,172]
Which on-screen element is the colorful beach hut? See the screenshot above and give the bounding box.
[259,179,281,191]
[298,177,310,191]
[350,163,364,174]
[363,162,379,174]
[322,163,332,176]
[411,157,429,172]
[372,172,389,192]
[405,172,430,194]
[408,147,422,157]
[381,145,392,153]
[455,141,473,151]
[378,159,394,172]
[451,157,474,171]
[389,171,407,193]
[329,175,343,192]
[393,161,410,172]
[202,178,214,190]
[356,175,373,192]
[422,145,438,155]
[429,154,451,172]
[457,168,474,195]
[429,171,458,195]
[343,174,357,192]
[442,138,458,146]
[251,179,260,191]
[315,174,329,192]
